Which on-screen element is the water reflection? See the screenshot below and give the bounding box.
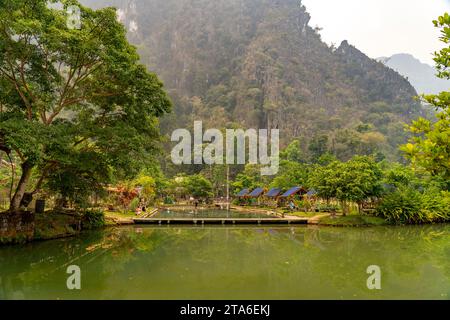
[0,224,449,299]
[154,208,272,219]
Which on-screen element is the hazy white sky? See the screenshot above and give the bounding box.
[302,0,450,65]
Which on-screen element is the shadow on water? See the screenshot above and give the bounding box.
[0,224,449,299]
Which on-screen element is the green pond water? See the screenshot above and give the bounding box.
[0,224,449,300]
[154,208,273,219]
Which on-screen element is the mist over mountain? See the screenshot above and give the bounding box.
[81,0,424,161]
[378,53,450,95]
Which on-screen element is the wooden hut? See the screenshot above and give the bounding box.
[247,188,265,205]
[278,186,307,209]
[264,188,283,207]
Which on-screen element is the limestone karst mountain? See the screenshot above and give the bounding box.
[81,0,424,160]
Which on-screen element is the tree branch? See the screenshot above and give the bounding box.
[6,151,15,202]
[31,161,58,195]
[5,58,33,120]
[12,147,25,163]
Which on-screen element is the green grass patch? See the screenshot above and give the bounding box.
[105,210,136,219]
[318,215,388,227]
[285,211,322,218]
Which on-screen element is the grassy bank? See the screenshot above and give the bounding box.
[283,211,322,218]
[316,214,388,227]
[104,210,137,225]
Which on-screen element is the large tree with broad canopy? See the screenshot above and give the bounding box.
[0,0,171,211]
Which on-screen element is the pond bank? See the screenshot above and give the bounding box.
[1,210,82,244]
[0,206,437,245]
[314,214,388,227]
[1,209,112,245]
[0,211,35,244]
[228,206,389,227]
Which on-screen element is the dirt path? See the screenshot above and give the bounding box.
[306,214,331,225]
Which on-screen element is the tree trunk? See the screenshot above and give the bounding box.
[10,160,34,211]
[341,200,347,216]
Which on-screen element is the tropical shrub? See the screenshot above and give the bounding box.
[163,196,175,204]
[421,190,450,222]
[376,187,423,224]
[129,198,140,212]
[82,210,106,229]
[315,203,341,213]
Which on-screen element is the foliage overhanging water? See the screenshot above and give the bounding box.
[0,224,449,300]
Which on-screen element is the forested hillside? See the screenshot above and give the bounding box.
[82,0,424,161]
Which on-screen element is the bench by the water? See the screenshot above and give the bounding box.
[133,217,308,225]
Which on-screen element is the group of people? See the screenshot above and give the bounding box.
[135,201,147,215]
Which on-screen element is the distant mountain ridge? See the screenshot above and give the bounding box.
[378,53,449,95]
